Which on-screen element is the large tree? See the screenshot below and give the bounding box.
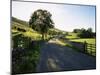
[29,9,54,40]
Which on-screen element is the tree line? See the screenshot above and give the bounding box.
[73,28,96,38]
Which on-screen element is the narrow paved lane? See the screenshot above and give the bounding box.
[36,39,96,73]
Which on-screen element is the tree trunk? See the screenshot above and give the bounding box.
[45,34,47,40]
[42,34,45,40]
[42,32,48,40]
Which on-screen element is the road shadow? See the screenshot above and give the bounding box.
[36,41,96,73]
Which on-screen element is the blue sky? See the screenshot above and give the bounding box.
[12,1,96,32]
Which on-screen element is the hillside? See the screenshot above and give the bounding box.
[12,17,41,40]
[12,17,28,26]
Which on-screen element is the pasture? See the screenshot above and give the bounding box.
[70,38,96,44]
[65,32,79,39]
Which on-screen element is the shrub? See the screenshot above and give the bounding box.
[12,34,40,74]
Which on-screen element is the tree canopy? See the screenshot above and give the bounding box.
[29,9,54,40]
[78,28,95,38]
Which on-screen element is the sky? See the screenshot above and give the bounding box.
[12,1,96,32]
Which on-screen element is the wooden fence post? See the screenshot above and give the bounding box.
[83,41,95,56]
[90,44,92,55]
[84,41,87,53]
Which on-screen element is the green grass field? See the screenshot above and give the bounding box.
[65,32,79,39]
[70,38,96,44]
[65,32,96,44]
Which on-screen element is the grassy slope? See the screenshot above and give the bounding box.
[12,17,28,26]
[12,19,41,40]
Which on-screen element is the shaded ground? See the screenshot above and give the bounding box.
[36,38,96,73]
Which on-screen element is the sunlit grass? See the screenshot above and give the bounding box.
[55,39,72,47]
[12,21,42,40]
[12,29,22,37]
[56,39,66,46]
[65,32,79,39]
[70,38,96,44]
[23,31,41,40]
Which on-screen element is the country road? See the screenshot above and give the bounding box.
[36,39,96,73]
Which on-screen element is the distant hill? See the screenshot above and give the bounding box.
[12,17,29,26]
[12,17,34,31]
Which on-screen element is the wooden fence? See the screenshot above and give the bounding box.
[70,41,96,56]
[84,42,96,56]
